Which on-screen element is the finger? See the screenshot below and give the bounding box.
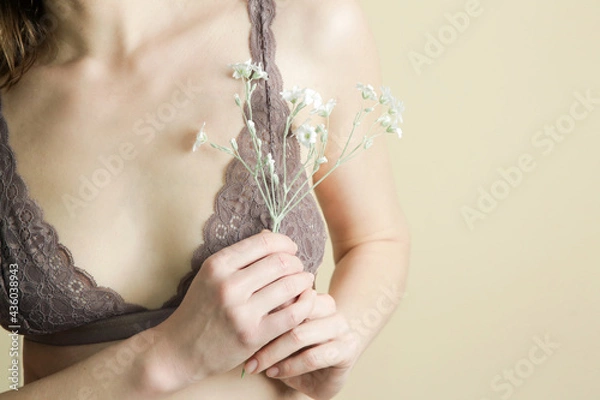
[205,231,298,276]
[257,288,316,343]
[250,272,315,315]
[270,289,330,316]
[250,314,346,375]
[265,340,349,379]
[306,294,337,320]
[232,253,305,298]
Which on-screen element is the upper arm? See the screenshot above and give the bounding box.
[282,0,410,262]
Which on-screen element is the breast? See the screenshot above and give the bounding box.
[0,74,327,339]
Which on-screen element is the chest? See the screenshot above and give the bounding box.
[0,7,325,320]
[4,74,250,308]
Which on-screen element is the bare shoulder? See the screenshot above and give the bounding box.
[273,0,381,94]
[275,0,372,49]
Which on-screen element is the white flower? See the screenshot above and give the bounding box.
[377,90,404,130]
[315,124,328,143]
[247,120,256,135]
[230,59,254,80]
[317,156,328,165]
[312,98,336,118]
[378,86,404,119]
[281,87,323,107]
[387,123,403,138]
[251,63,269,80]
[304,88,322,107]
[389,98,405,120]
[281,86,306,104]
[316,124,328,143]
[357,83,377,101]
[378,114,392,128]
[192,122,207,152]
[229,59,269,81]
[379,86,394,105]
[295,123,318,148]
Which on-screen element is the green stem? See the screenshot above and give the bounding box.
[272,216,282,233]
[282,102,304,197]
[285,145,316,195]
[278,159,342,220]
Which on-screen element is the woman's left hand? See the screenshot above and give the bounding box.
[244,293,361,400]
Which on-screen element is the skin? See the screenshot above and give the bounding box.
[0,0,410,399]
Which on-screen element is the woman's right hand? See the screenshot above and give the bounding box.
[149,230,317,390]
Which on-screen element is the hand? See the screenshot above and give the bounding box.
[150,231,317,389]
[244,293,361,400]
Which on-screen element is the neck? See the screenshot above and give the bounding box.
[44,0,210,62]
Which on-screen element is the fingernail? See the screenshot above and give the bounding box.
[245,359,258,374]
[266,366,280,377]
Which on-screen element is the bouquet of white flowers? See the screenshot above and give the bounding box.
[192,59,404,233]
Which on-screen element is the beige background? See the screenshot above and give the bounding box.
[2,0,599,399]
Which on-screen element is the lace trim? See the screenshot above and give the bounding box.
[0,114,148,335]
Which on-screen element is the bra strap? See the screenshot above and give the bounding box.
[246,0,290,151]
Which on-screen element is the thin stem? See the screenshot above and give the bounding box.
[286,145,316,195]
[278,158,341,219]
[283,113,289,198]
[246,80,254,122]
[272,216,282,233]
[233,150,276,216]
[279,124,383,219]
[270,168,277,215]
[281,102,304,198]
[277,177,311,218]
[337,106,364,161]
[259,161,276,213]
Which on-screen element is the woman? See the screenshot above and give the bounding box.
[0,0,410,398]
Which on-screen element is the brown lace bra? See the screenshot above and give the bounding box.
[0,0,326,346]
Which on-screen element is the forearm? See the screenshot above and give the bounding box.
[327,235,410,356]
[2,328,183,399]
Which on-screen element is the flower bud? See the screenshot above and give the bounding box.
[247,120,256,134]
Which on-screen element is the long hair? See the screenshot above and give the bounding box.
[0,0,52,90]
